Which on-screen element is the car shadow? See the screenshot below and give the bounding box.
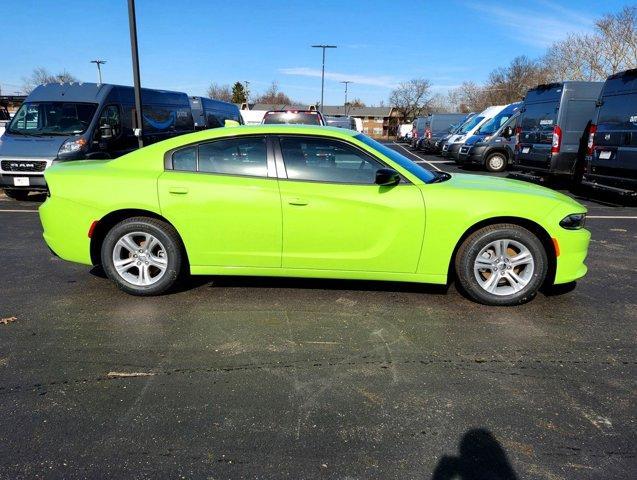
[431,428,519,480]
[185,275,450,296]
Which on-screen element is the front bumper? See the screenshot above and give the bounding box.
[447,143,463,161]
[457,145,487,165]
[553,228,591,284]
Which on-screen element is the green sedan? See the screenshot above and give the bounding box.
[39,125,590,305]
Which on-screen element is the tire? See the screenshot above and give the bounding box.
[485,152,507,172]
[454,224,548,306]
[4,189,30,201]
[101,217,184,296]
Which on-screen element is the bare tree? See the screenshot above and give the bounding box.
[543,6,637,81]
[255,81,293,105]
[348,98,365,108]
[206,82,233,102]
[389,78,431,121]
[21,67,78,94]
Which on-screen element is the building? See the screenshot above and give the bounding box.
[238,103,404,139]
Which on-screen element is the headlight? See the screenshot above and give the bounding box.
[483,136,491,142]
[58,138,87,156]
[560,213,586,230]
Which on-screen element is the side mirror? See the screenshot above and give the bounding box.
[375,168,400,186]
[99,123,114,140]
[502,126,513,139]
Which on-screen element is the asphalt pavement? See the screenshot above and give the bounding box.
[0,149,635,479]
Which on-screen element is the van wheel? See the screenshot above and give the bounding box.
[485,153,507,172]
[454,224,547,306]
[101,217,184,296]
[4,189,30,201]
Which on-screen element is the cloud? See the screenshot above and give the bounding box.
[279,67,398,89]
[465,1,594,48]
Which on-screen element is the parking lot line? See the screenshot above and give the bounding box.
[587,215,637,219]
[0,209,39,213]
[392,142,442,172]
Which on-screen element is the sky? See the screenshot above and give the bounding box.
[0,0,631,105]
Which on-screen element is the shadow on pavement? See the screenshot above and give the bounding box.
[432,428,519,480]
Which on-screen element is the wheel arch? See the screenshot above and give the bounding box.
[447,216,557,287]
[89,209,189,267]
[484,147,510,163]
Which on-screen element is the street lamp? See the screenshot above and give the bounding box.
[127,0,144,148]
[311,44,336,113]
[90,59,106,84]
[340,80,352,115]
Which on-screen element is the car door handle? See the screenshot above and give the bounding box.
[168,187,189,195]
[288,197,308,206]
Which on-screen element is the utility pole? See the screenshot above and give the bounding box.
[127,0,143,148]
[90,59,107,84]
[311,45,336,113]
[340,80,352,115]
[243,80,250,103]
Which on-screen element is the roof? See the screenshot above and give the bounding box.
[241,103,395,118]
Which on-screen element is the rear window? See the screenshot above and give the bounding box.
[597,93,637,132]
[520,102,557,132]
[263,112,322,125]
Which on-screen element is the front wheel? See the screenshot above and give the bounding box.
[454,224,548,306]
[101,217,184,296]
[485,152,507,172]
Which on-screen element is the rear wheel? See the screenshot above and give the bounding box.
[101,217,184,296]
[4,189,30,201]
[454,224,548,306]
[485,152,507,172]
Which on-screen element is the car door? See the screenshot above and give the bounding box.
[158,135,282,268]
[275,135,425,273]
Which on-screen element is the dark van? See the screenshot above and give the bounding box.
[418,113,471,152]
[1,82,194,199]
[512,81,603,181]
[189,96,243,129]
[582,69,637,196]
[457,112,519,172]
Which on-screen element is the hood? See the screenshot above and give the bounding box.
[0,133,69,159]
[444,173,583,207]
[463,134,486,146]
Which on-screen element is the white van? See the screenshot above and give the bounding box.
[441,105,506,160]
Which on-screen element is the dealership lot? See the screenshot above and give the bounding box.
[0,157,636,479]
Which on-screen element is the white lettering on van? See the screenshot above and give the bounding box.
[539,119,553,126]
[629,115,637,123]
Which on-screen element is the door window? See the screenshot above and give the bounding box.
[279,136,383,184]
[97,105,121,139]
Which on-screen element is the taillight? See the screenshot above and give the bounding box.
[514,126,522,152]
[425,128,431,139]
[587,124,597,155]
[551,125,562,154]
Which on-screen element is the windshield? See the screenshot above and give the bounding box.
[477,112,513,135]
[354,134,437,183]
[263,112,322,125]
[8,102,97,136]
[459,115,484,134]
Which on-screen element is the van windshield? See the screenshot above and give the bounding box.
[477,112,513,135]
[8,102,97,136]
[459,116,484,134]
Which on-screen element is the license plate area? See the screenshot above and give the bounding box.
[522,147,530,154]
[13,177,30,187]
[598,151,612,160]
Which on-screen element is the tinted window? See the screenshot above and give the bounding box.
[520,102,557,132]
[280,136,382,184]
[597,94,637,132]
[198,136,267,176]
[172,146,197,171]
[263,112,322,125]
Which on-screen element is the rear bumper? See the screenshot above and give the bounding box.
[513,151,576,176]
[582,173,637,196]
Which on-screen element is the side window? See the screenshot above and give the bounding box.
[172,146,197,172]
[198,136,268,176]
[280,136,383,184]
[97,105,121,138]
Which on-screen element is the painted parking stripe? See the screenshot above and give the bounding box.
[391,142,442,172]
[587,215,637,219]
[0,209,39,213]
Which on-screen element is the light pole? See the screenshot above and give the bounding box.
[90,59,107,84]
[243,80,250,104]
[311,44,336,113]
[340,80,352,115]
[127,0,143,148]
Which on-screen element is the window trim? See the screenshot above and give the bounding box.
[272,134,411,185]
[163,134,276,179]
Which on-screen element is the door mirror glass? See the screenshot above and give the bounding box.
[375,168,400,186]
[502,126,513,139]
